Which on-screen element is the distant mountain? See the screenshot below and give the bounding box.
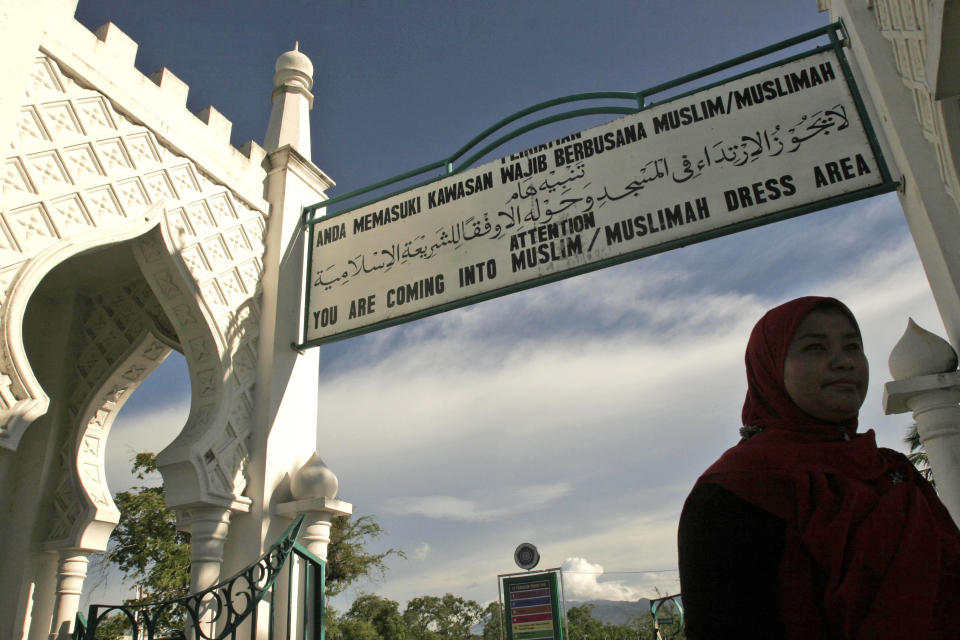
[564,599,652,626]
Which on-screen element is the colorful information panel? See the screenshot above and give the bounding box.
[303,44,894,346]
[503,572,563,640]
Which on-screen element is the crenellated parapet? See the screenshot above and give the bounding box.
[0,11,280,518]
[0,7,333,638]
[41,18,269,207]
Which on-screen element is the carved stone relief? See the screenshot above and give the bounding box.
[2,52,268,508]
[870,0,960,205]
[45,281,173,551]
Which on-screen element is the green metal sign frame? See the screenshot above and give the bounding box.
[650,593,684,638]
[299,22,896,349]
[502,570,565,640]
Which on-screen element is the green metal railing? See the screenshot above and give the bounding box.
[76,516,325,640]
[73,613,88,640]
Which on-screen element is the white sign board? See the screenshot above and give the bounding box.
[305,49,889,345]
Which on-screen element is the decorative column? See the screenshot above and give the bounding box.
[182,505,232,593]
[275,454,351,638]
[883,318,960,524]
[277,452,352,560]
[177,504,232,638]
[48,549,89,640]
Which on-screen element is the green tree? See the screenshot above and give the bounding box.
[566,604,605,640]
[565,604,661,640]
[103,453,191,633]
[338,619,382,640]
[481,601,504,640]
[326,605,343,640]
[105,453,402,618]
[328,515,403,596]
[402,594,483,640]
[905,423,935,485]
[108,453,191,604]
[345,593,407,640]
[87,613,132,640]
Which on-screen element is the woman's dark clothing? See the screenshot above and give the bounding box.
[679,482,786,639]
[679,297,960,639]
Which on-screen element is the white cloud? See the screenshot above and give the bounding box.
[412,542,431,561]
[561,557,640,601]
[387,483,572,522]
[106,398,190,492]
[318,205,941,609]
[91,195,940,614]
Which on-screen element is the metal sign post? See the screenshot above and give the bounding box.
[499,569,566,640]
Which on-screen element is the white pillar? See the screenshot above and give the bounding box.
[279,452,352,560]
[222,43,333,580]
[884,319,960,524]
[904,389,960,520]
[275,455,351,639]
[299,516,335,561]
[180,505,231,638]
[47,550,89,640]
[25,552,59,640]
[186,506,232,593]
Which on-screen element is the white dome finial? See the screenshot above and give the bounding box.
[888,318,958,380]
[273,44,313,92]
[290,452,339,500]
[264,43,314,155]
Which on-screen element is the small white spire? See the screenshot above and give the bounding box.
[263,43,314,156]
[290,451,339,501]
[889,317,958,380]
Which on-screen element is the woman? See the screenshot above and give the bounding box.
[678,296,960,639]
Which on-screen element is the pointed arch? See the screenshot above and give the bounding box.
[0,202,172,450]
[43,324,174,553]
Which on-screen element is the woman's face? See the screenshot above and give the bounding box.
[783,307,868,423]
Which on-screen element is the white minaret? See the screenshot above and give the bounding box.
[263,42,314,157]
[219,42,336,621]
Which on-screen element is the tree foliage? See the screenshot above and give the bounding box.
[905,423,935,485]
[345,594,407,640]
[565,604,666,640]
[88,613,133,640]
[330,596,675,640]
[108,453,191,603]
[328,593,484,640]
[402,594,484,640]
[105,453,402,607]
[327,515,403,596]
[481,601,504,640]
[337,619,382,640]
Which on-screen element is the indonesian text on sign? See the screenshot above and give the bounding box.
[306,49,884,344]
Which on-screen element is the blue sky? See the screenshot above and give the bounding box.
[74,0,943,610]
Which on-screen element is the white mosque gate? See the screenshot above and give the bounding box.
[1,1,960,640]
[0,2,349,639]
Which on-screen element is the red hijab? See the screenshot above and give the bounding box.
[699,296,960,639]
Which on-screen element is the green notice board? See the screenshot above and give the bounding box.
[502,572,564,640]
